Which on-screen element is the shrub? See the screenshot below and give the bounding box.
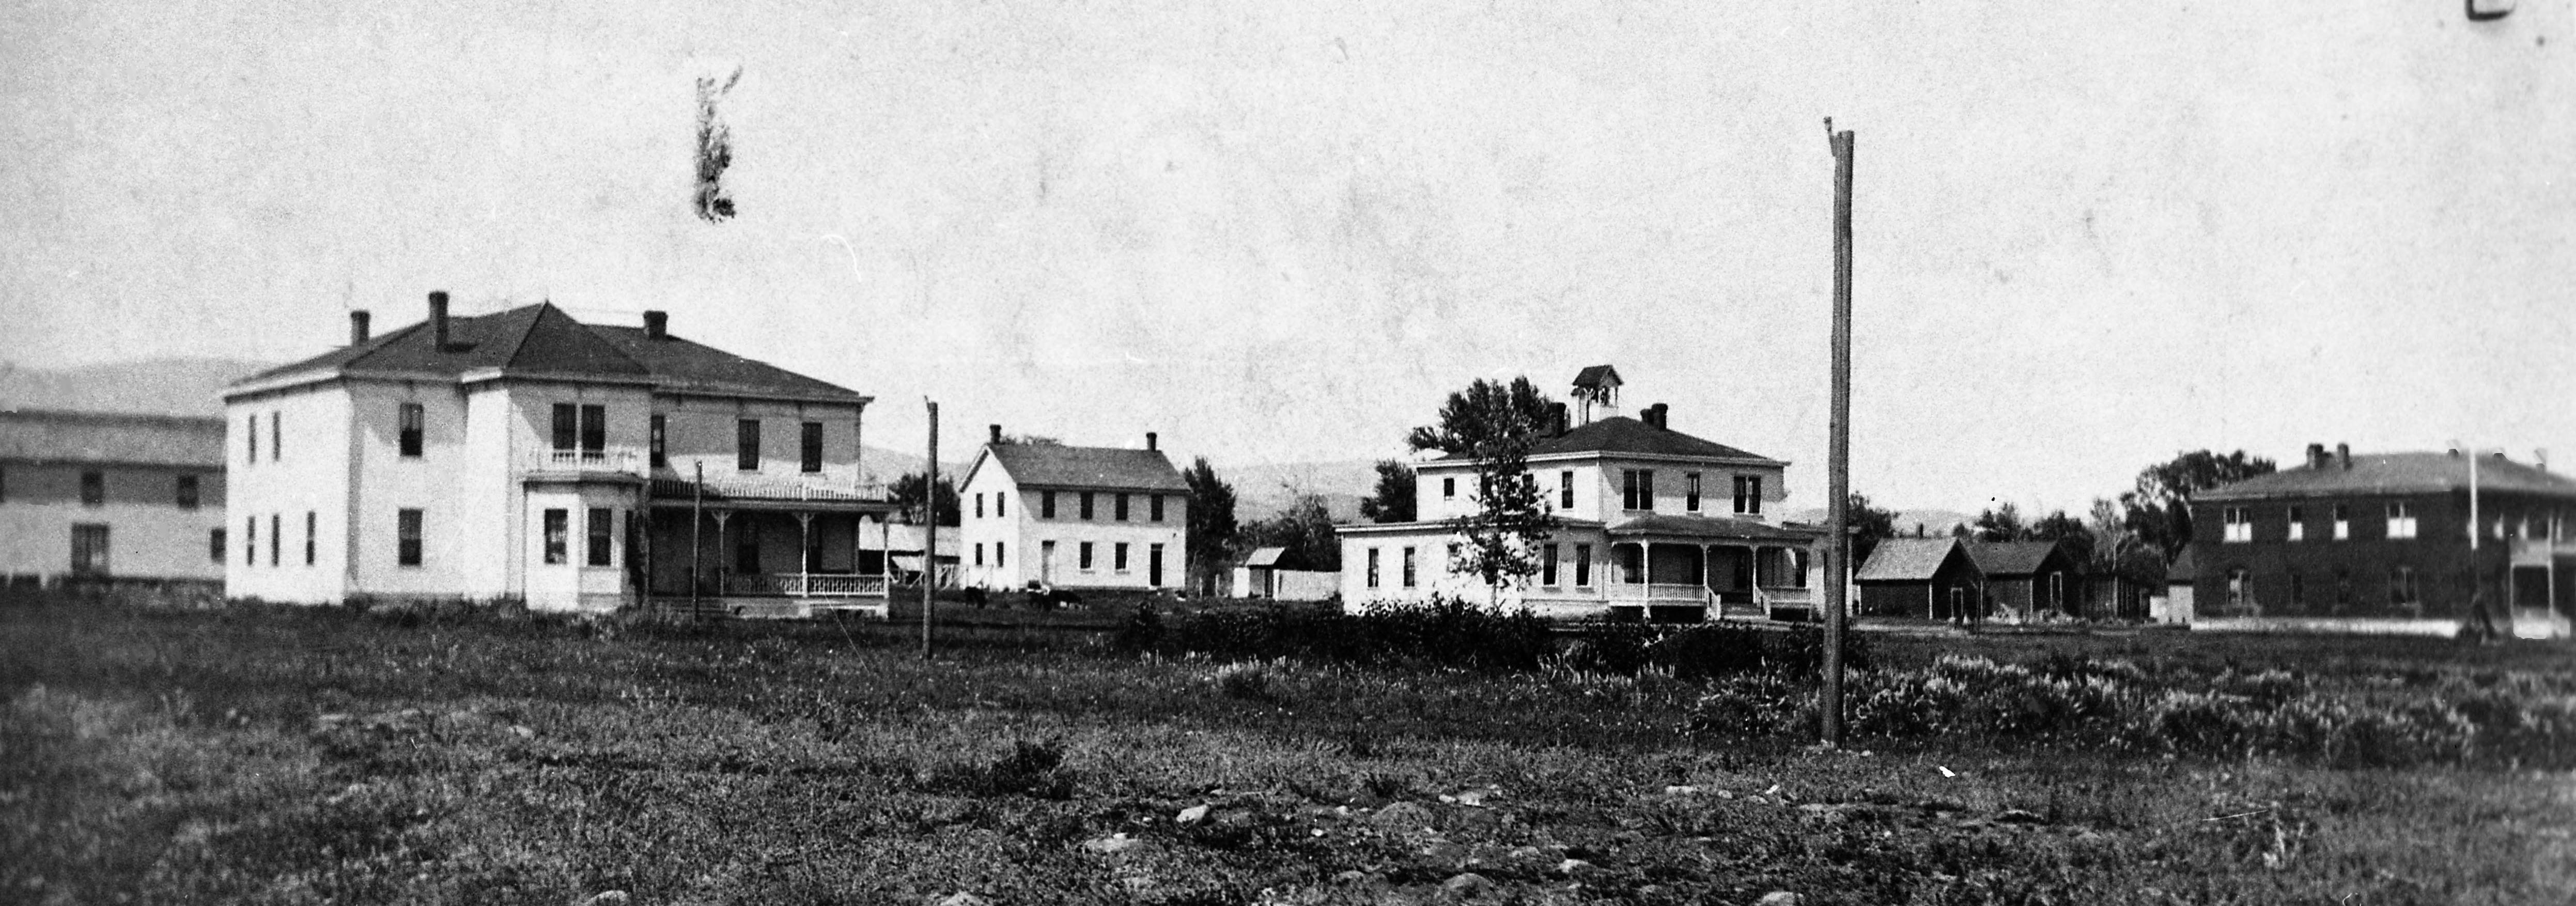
[928,739,1077,800]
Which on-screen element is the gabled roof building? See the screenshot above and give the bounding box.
[2,410,229,588]
[223,292,895,613]
[956,426,1189,592]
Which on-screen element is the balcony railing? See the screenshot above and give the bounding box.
[649,476,890,504]
[724,572,890,598]
[533,449,643,474]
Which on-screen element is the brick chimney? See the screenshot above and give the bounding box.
[2336,443,2350,470]
[428,291,450,351]
[1646,402,1670,430]
[1548,402,1569,437]
[349,310,371,345]
[2306,443,2326,469]
[643,310,669,339]
[1146,432,1159,451]
[989,424,1002,445]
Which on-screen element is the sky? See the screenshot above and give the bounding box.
[4,1,2570,517]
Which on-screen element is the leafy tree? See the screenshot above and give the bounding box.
[1410,377,1560,597]
[2028,508,2096,565]
[1846,493,1901,570]
[1239,491,1342,572]
[1406,377,1556,456]
[889,472,959,526]
[1360,459,1418,524]
[2121,450,2277,559]
[1184,456,1238,585]
[1972,502,2029,542]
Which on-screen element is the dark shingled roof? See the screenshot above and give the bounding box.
[1572,365,1622,388]
[0,410,226,467]
[2195,451,2576,502]
[1435,416,1779,463]
[983,443,1189,492]
[1966,541,2065,577]
[236,303,864,402]
[1606,513,1819,541]
[1854,537,1963,582]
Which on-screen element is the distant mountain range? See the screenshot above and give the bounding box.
[0,357,274,417]
[1221,458,1382,523]
[1782,507,1975,537]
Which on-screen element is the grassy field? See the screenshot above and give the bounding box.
[5,593,2573,905]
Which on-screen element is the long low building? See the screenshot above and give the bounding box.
[1,409,229,589]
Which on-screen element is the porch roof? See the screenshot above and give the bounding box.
[647,476,895,513]
[1607,514,1820,542]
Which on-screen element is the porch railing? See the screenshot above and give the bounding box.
[1607,583,1715,603]
[539,449,643,473]
[723,572,890,597]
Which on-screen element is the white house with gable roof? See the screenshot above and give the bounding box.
[957,425,1189,592]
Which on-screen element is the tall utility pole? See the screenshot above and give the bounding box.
[923,401,939,660]
[1821,119,1855,749]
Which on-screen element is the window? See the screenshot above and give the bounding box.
[736,527,760,573]
[1442,477,1456,500]
[304,511,316,565]
[2386,502,2417,539]
[2388,566,2419,608]
[198,528,222,565]
[2334,569,2351,613]
[543,509,569,565]
[737,419,761,470]
[649,415,667,467]
[997,492,1006,518]
[1686,473,1702,511]
[974,543,985,567]
[269,514,281,566]
[1402,547,1417,587]
[800,421,824,473]
[0,465,6,502]
[1732,475,1764,515]
[553,403,578,451]
[1079,541,1095,571]
[2049,573,2065,609]
[244,516,257,566]
[2287,505,2305,542]
[1114,542,1130,572]
[270,412,280,461]
[175,474,200,509]
[974,493,985,519]
[1574,544,1593,587]
[1042,491,1057,519]
[1446,543,1460,573]
[1541,543,1559,586]
[2226,567,2250,609]
[2288,571,2305,608]
[1150,494,1164,522]
[397,509,424,566]
[1115,493,1131,521]
[1367,548,1381,588]
[587,508,613,567]
[581,405,606,456]
[71,524,110,575]
[399,403,425,457]
[996,542,1005,568]
[1792,549,1810,587]
[1622,470,1654,511]
[1559,471,1574,509]
[80,471,103,506]
[246,415,258,464]
[1147,543,1163,586]
[1080,492,1095,520]
[2222,507,2252,543]
[2333,504,2350,540]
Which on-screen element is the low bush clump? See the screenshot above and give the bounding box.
[925,739,1077,800]
[1146,597,1553,671]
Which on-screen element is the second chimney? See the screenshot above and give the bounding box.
[1647,402,1670,430]
[428,291,450,351]
[1548,402,1569,438]
[1146,432,1158,451]
[349,310,371,346]
[2336,443,2351,470]
[643,310,669,339]
[2306,443,2326,469]
[989,424,1003,445]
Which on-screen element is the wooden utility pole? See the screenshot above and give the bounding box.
[690,461,705,618]
[1822,119,1855,749]
[922,400,938,660]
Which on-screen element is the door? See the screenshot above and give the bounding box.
[1148,543,1165,588]
[1041,540,1057,585]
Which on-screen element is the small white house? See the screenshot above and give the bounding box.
[1339,366,1826,621]
[957,426,1188,591]
[223,293,896,612]
[1,410,229,589]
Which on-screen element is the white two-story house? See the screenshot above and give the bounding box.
[223,292,894,613]
[957,426,1188,592]
[1339,366,1826,621]
[1,410,228,589]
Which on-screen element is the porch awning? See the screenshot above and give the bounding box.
[647,476,897,514]
[1607,514,1821,542]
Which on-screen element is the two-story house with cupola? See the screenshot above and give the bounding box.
[223,291,896,613]
[956,426,1189,592]
[2185,443,2574,637]
[1338,366,1827,621]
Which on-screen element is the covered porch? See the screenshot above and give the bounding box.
[1605,516,1823,622]
[643,476,899,618]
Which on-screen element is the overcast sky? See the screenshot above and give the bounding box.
[5,1,2569,516]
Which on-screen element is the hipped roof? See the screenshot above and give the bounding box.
[0,409,227,467]
[2196,451,2576,502]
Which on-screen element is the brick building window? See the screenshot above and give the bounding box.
[2388,566,2419,608]
[2286,505,2304,541]
[2333,504,2350,540]
[2385,502,2416,540]
[80,471,103,507]
[649,415,668,467]
[209,528,226,564]
[2222,507,2252,542]
[399,403,425,457]
[2226,567,2250,610]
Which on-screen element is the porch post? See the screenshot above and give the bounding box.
[711,509,733,597]
[690,462,704,612]
[1643,542,1655,590]
[795,511,815,597]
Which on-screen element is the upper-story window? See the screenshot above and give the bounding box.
[246,415,258,464]
[1621,470,1654,511]
[176,474,200,509]
[1042,491,1057,519]
[974,493,985,519]
[2386,502,2417,539]
[1442,477,1457,501]
[1732,475,1763,515]
[800,421,824,473]
[399,403,425,457]
[1080,492,1096,520]
[270,412,280,462]
[552,404,606,459]
[997,491,1007,519]
[2333,504,2350,540]
[1685,473,1702,511]
[1149,494,1162,522]
[649,415,667,467]
[80,471,104,507]
[2286,505,2305,541]
[737,419,761,471]
[1115,493,1131,521]
[1559,471,1574,510]
[2222,506,2252,543]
